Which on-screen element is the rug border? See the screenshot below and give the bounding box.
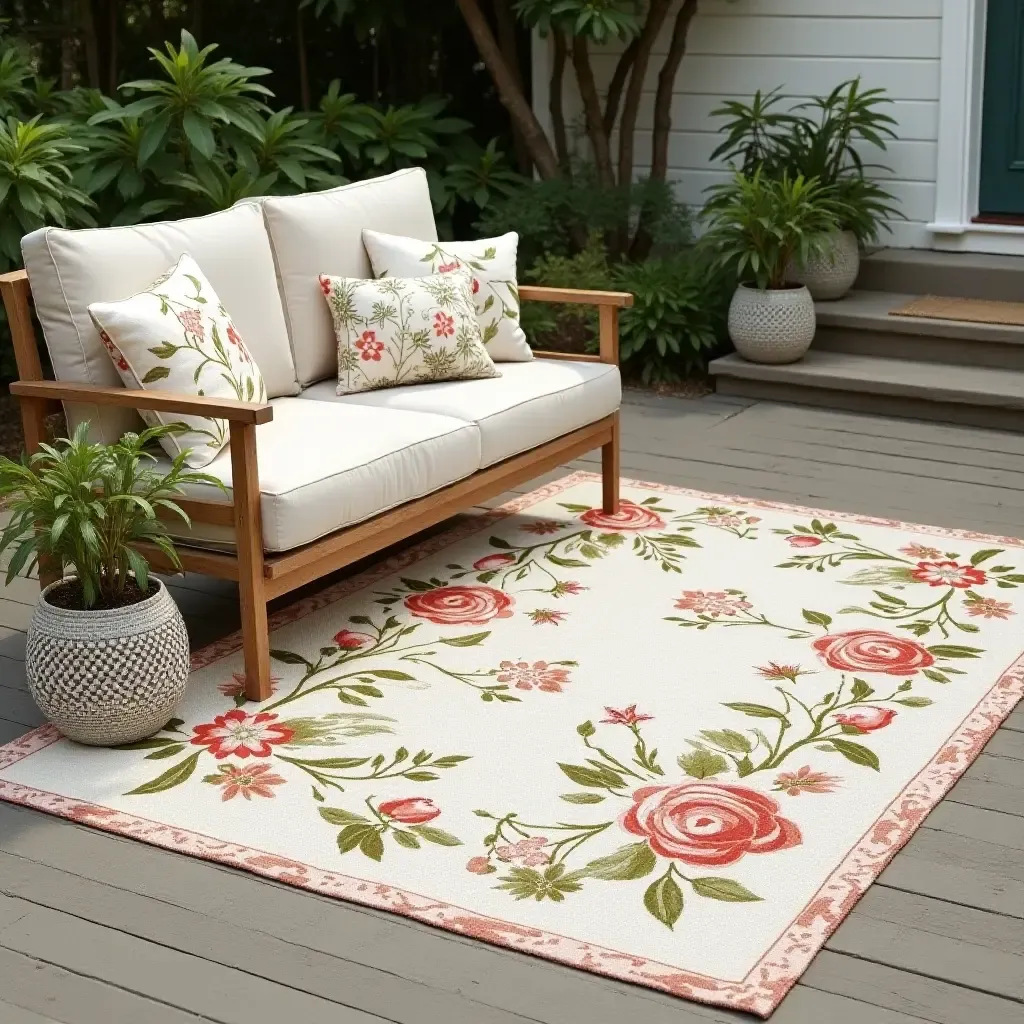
[1,471,1022,1018]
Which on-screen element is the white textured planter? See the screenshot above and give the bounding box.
[787,229,860,301]
[728,284,816,364]
[26,577,190,746]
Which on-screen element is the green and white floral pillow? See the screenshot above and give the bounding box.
[361,229,533,362]
[88,254,267,469]
[320,269,500,395]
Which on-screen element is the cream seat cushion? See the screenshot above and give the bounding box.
[261,168,437,388]
[300,359,621,467]
[21,203,298,445]
[164,398,481,553]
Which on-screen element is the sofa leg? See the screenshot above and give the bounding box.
[230,422,272,703]
[602,413,620,514]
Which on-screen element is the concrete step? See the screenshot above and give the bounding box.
[857,248,1024,302]
[815,291,1024,371]
[709,350,1024,432]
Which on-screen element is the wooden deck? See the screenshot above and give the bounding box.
[0,391,1021,1024]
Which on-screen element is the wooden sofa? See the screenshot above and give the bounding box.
[0,168,630,703]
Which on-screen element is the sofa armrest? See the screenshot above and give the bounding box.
[519,285,632,366]
[9,380,274,425]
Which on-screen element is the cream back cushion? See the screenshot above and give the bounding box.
[261,168,437,387]
[21,203,297,445]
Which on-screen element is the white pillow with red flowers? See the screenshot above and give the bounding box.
[320,268,499,395]
[361,229,532,362]
[87,254,267,469]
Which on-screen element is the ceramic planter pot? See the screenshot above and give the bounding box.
[727,284,816,364]
[787,229,860,301]
[26,577,190,746]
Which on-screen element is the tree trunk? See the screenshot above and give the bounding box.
[455,0,561,179]
[603,39,638,136]
[631,0,698,260]
[296,2,311,110]
[571,36,614,188]
[106,0,117,93]
[191,0,203,40]
[550,30,569,170]
[493,0,533,175]
[80,0,101,88]
[616,0,672,190]
[60,0,77,89]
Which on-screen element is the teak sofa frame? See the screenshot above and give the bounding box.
[0,269,631,702]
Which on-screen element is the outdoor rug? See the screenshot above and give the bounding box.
[1,472,1023,1017]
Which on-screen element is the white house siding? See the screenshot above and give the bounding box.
[543,0,943,249]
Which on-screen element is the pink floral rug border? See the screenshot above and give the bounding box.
[1,472,1022,1018]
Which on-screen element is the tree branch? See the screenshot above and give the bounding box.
[572,35,615,188]
[456,0,561,178]
[550,28,569,170]
[603,38,638,136]
[493,0,533,175]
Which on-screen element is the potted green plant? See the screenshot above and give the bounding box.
[0,422,222,745]
[711,79,902,300]
[702,169,846,363]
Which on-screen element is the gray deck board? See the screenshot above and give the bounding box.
[0,393,1022,1022]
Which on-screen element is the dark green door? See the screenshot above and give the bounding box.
[979,0,1024,215]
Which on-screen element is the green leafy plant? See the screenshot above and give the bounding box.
[701,170,846,290]
[711,80,902,243]
[236,107,344,192]
[0,422,223,609]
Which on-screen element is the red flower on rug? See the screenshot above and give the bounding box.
[965,596,1015,620]
[812,630,935,676]
[580,501,665,532]
[333,629,375,649]
[602,705,653,726]
[621,782,802,867]
[833,707,897,733]
[673,591,752,617]
[786,535,822,548]
[219,672,280,699]
[379,797,440,824]
[404,585,514,625]
[205,763,286,801]
[900,542,942,560]
[520,520,564,535]
[495,836,549,866]
[191,710,294,759]
[910,560,987,589]
[496,660,571,692]
[473,553,516,571]
[772,766,841,796]
[527,608,567,625]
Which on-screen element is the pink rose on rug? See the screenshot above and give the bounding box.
[205,763,286,801]
[495,836,549,866]
[965,596,1015,620]
[473,553,516,571]
[833,706,897,733]
[191,709,294,759]
[910,561,986,589]
[496,660,571,692]
[786,535,822,548]
[621,782,801,867]
[405,585,514,625]
[379,797,440,824]
[466,856,494,874]
[579,501,665,532]
[812,630,935,676]
[673,591,752,618]
[334,629,375,649]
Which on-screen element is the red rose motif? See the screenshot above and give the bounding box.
[910,560,987,589]
[812,630,935,676]
[833,706,897,733]
[355,330,385,361]
[621,782,801,867]
[333,629,374,649]
[787,535,822,548]
[319,275,331,296]
[226,323,242,346]
[433,311,456,338]
[473,553,516,572]
[191,709,294,759]
[579,501,665,532]
[404,585,514,625]
[378,797,440,824]
[466,856,494,874]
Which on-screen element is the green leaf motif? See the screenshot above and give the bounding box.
[558,762,623,790]
[895,696,933,707]
[319,807,370,826]
[699,729,752,754]
[270,648,310,666]
[829,738,880,771]
[141,365,170,384]
[560,792,606,804]
[722,702,789,723]
[970,548,1003,566]
[367,669,416,680]
[690,877,763,902]
[411,824,463,847]
[927,645,983,659]
[439,632,491,647]
[337,822,377,853]
[644,872,684,929]
[359,829,385,861]
[124,752,200,795]
[801,609,833,628]
[582,842,656,881]
[677,748,729,779]
[392,830,421,849]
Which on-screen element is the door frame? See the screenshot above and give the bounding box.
[929,0,1024,253]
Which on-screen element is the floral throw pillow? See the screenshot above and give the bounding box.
[320,269,500,395]
[88,254,267,469]
[361,229,532,362]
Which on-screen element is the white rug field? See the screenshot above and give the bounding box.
[2,472,1022,1017]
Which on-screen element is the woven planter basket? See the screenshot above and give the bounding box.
[787,229,860,301]
[727,284,816,364]
[26,577,190,746]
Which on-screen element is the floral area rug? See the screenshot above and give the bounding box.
[2,473,1023,1018]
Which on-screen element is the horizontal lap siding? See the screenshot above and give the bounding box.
[576,0,944,249]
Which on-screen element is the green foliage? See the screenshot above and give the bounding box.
[0,422,224,608]
[701,169,847,290]
[711,79,902,243]
[515,0,642,43]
